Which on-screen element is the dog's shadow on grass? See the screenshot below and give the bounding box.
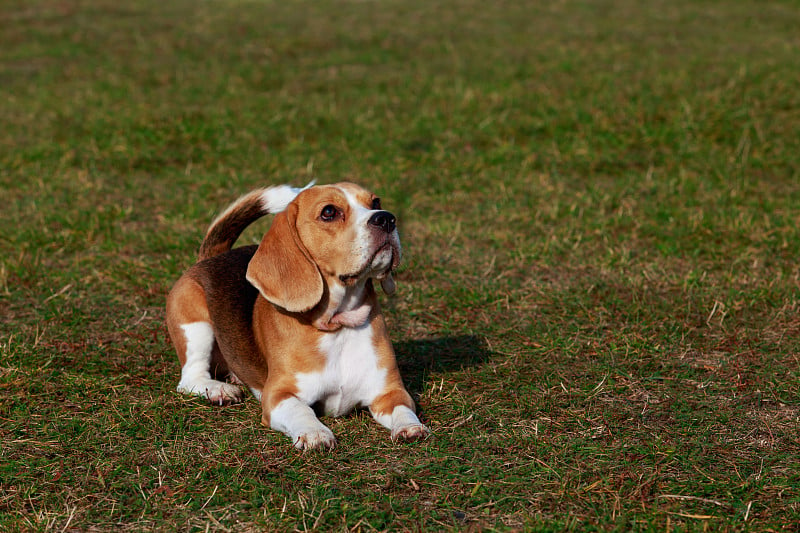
[394,335,491,395]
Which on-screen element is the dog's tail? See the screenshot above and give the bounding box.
[198,183,312,261]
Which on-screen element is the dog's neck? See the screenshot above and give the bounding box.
[311,279,376,332]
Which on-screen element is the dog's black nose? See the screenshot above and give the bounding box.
[368,210,396,233]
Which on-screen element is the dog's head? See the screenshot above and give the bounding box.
[246,182,401,314]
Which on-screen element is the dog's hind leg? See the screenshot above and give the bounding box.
[167,276,244,406]
[176,322,244,405]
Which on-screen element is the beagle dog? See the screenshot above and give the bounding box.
[166,182,430,450]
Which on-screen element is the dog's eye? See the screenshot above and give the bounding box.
[320,205,338,221]
[371,198,381,210]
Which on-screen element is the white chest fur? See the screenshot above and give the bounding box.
[294,323,387,417]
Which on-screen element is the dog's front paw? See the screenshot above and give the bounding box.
[391,423,431,442]
[294,427,337,451]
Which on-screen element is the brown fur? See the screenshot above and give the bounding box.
[167,182,426,447]
[247,203,323,313]
[199,189,268,261]
[368,306,415,417]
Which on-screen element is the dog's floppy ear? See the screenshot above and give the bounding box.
[246,203,323,313]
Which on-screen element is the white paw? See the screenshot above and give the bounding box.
[177,380,244,406]
[294,427,337,451]
[391,423,431,442]
[270,396,337,451]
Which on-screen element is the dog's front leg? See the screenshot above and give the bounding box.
[266,395,336,450]
[370,389,430,442]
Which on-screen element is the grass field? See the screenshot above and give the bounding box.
[2,0,800,530]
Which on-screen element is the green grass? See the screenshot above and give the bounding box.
[2,0,800,530]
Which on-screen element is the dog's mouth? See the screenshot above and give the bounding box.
[338,240,397,286]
